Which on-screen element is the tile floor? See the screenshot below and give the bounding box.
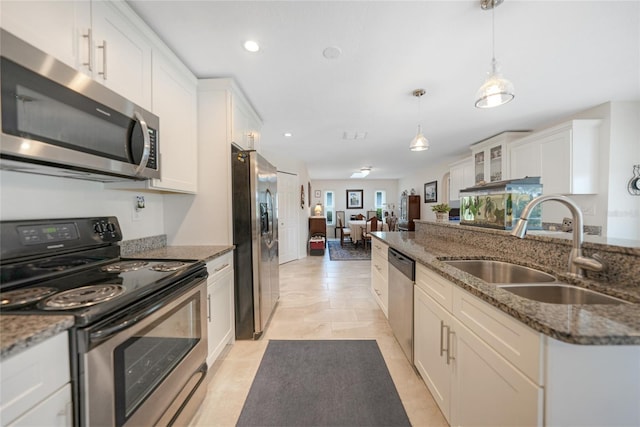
[189,242,448,426]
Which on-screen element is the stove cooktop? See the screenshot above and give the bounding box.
[0,258,205,326]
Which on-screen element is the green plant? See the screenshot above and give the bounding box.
[431,203,451,213]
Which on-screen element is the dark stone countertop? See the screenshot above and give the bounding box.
[373,232,640,345]
[126,245,234,263]
[0,315,74,361]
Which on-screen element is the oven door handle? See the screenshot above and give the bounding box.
[89,300,164,343]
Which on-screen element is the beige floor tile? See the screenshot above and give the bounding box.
[190,245,447,427]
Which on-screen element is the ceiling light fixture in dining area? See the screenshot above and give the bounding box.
[409,89,429,152]
[475,0,515,108]
[350,167,371,179]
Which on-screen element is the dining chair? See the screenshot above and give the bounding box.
[362,216,378,250]
[337,216,352,246]
[335,211,345,238]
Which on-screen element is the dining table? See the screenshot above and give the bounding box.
[348,220,389,246]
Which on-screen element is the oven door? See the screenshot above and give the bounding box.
[82,279,207,427]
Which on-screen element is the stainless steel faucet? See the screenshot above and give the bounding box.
[511,194,606,278]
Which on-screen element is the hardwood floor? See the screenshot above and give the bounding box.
[189,242,447,426]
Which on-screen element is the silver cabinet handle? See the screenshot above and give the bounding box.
[207,294,212,322]
[82,29,92,71]
[440,320,446,357]
[214,263,230,272]
[98,40,107,79]
[446,328,455,365]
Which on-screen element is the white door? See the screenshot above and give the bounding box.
[277,172,299,264]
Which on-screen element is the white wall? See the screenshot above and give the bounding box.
[607,101,640,240]
[398,163,451,222]
[0,171,165,239]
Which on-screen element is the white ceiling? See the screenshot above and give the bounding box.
[127,0,640,180]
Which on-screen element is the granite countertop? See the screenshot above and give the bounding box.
[0,315,74,361]
[126,245,234,263]
[373,232,640,345]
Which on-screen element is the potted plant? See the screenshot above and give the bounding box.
[431,203,451,222]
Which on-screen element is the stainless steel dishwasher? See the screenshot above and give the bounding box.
[388,248,415,363]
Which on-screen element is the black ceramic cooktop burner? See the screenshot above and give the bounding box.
[101,261,149,273]
[150,261,189,272]
[40,284,125,309]
[1,287,58,308]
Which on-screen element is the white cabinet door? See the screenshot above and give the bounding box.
[371,252,388,317]
[451,317,542,427]
[91,1,152,110]
[150,52,198,193]
[206,255,235,367]
[231,90,262,151]
[413,286,452,423]
[1,0,91,71]
[7,385,72,427]
[509,138,541,180]
[449,157,474,201]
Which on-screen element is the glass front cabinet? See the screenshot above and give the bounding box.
[471,131,531,185]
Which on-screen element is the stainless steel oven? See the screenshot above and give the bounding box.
[0,217,209,426]
[81,278,207,427]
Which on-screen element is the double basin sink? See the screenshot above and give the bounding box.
[442,260,628,305]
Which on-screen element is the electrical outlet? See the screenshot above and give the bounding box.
[561,217,573,232]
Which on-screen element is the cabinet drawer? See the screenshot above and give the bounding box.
[452,286,541,383]
[1,332,70,426]
[206,252,233,281]
[415,263,454,312]
[372,239,388,261]
[371,252,388,278]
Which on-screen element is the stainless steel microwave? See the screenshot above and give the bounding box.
[0,30,160,182]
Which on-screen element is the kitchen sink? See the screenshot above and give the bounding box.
[442,260,556,284]
[498,284,630,305]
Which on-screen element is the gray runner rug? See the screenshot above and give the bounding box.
[236,340,411,427]
[327,240,371,261]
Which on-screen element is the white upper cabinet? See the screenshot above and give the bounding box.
[448,157,474,201]
[509,120,601,194]
[1,0,152,110]
[0,0,90,71]
[232,91,262,151]
[470,131,530,185]
[149,52,198,193]
[91,1,152,110]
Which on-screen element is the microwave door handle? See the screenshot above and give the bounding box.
[133,111,151,176]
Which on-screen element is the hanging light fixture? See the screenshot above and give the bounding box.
[475,0,515,109]
[409,89,429,152]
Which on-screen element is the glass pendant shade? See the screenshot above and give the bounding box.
[409,124,429,151]
[475,58,515,108]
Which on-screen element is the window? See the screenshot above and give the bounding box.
[325,191,335,225]
[374,190,386,219]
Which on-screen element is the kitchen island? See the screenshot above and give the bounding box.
[372,231,640,345]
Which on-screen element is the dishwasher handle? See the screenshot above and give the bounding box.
[388,248,415,281]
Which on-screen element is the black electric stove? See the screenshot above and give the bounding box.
[0,217,206,326]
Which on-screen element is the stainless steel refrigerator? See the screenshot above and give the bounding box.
[231,145,280,339]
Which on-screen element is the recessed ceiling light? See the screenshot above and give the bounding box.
[243,40,260,53]
[323,46,342,59]
[283,132,293,137]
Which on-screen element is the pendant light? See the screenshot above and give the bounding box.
[409,89,429,152]
[475,0,515,109]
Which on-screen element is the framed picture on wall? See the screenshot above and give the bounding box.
[424,181,437,203]
[346,189,363,209]
[314,190,321,199]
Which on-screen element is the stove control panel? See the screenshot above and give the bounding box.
[92,219,120,241]
[1,217,123,260]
